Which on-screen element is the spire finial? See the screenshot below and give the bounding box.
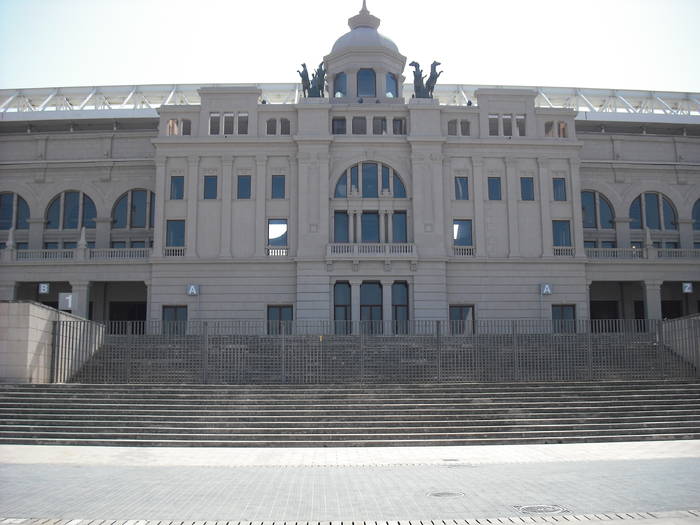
[349,0,380,30]
[361,0,368,14]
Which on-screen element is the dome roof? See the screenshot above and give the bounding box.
[330,2,399,55]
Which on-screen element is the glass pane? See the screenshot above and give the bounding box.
[662,197,677,230]
[16,196,29,229]
[271,175,285,199]
[392,118,405,135]
[267,306,280,321]
[224,114,234,135]
[644,193,660,229]
[332,118,346,135]
[0,194,12,230]
[203,177,217,199]
[553,178,566,201]
[581,191,596,228]
[393,174,406,198]
[629,197,642,229]
[489,115,499,136]
[334,211,349,243]
[209,113,220,135]
[334,174,347,198]
[44,242,58,250]
[360,282,382,305]
[63,191,79,229]
[361,212,379,243]
[693,200,700,230]
[334,282,350,306]
[552,220,571,246]
[521,177,534,201]
[181,119,191,135]
[357,69,376,97]
[149,192,155,228]
[166,220,185,246]
[455,177,469,200]
[362,163,378,198]
[584,241,597,248]
[453,219,472,246]
[385,73,398,97]
[334,73,347,97]
[83,194,96,229]
[110,241,126,248]
[515,115,525,136]
[237,113,248,134]
[280,118,290,135]
[130,190,147,227]
[447,120,457,136]
[350,166,359,192]
[488,177,501,200]
[266,119,276,135]
[352,117,367,135]
[170,176,184,200]
[46,198,60,229]
[599,195,615,229]
[460,120,470,136]
[392,211,407,243]
[238,175,251,199]
[280,306,293,321]
[502,115,512,136]
[392,282,408,305]
[112,195,128,228]
[373,117,386,135]
[601,241,617,249]
[268,219,288,246]
[131,241,146,248]
[382,166,390,191]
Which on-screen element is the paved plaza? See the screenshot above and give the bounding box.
[1,441,699,523]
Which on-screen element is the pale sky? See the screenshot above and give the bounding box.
[0,0,698,93]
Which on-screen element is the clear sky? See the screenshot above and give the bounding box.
[0,0,698,93]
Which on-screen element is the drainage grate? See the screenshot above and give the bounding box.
[516,504,568,514]
[428,491,465,498]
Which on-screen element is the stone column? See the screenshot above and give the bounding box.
[153,159,166,255]
[379,211,386,243]
[348,209,355,244]
[505,158,520,257]
[219,155,234,258]
[70,281,91,319]
[185,156,199,257]
[537,158,553,256]
[255,155,267,257]
[350,279,361,332]
[382,280,393,334]
[644,280,663,320]
[569,159,586,258]
[472,157,486,257]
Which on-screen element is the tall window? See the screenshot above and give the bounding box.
[267,305,293,335]
[553,178,567,201]
[455,177,469,200]
[46,191,96,230]
[334,211,349,243]
[373,117,387,135]
[361,212,379,243]
[520,177,535,201]
[237,113,248,135]
[453,220,473,246]
[392,282,409,334]
[266,118,277,135]
[629,192,677,230]
[334,282,351,334]
[162,305,187,335]
[332,117,346,135]
[693,199,700,230]
[393,211,407,243]
[581,191,615,229]
[170,176,184,200]
[280,118,291,135]
[334,73,347,98]
[552,304,576,333]
[449,305,474,334]
[165,220,185,247]
[385,73,398,98]
[209,113,220,135]
[360,282,382,332]
[488,177,502,200]
[223,113,234,135]
[361,163,378,197]
[352,117,367,135]
[203,176,218,199]
[237,175,251,199]
[392,118,406,135]
[268,219,288,246]
[112,190,155,229]
[552,220,572,247]
[0,192,29,230]
[357,69,376,97]
[271,175,285,199]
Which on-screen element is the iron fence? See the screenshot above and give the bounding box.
[51,318,700,384]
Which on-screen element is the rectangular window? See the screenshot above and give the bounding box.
[453,219,473,246]
[271,175,285,199]
[203,176,218,199]
[381,166,390,192]
[392,282,409,334]
[209,113,220,135]
[361,212,380,243]
[552,304,576,333]
[373,117,387,135]
[455,177,469,200]
[181,119,191,135]
[581,191,596,228]
[237,113,248,134]
[266,119,277,135]
[280,118,291,135]
[268,219,288,246]
[392,211,407,243]
[584,240,597,248]
[489,114,499,136]
[332,117,346,135]
[130,240,146,248]
[131,189,147,227]
[645,193,661,230]
[520,177,534,200]
[449,305,474,334]
[553,178,567,201]
[360,282,383,331]
[223,113,234,135]
[110,241,126,249]
[552,220,572,247]
[487,177,502,200]
[447,119,457,136]
[460,119,470,136]
[163,305,187,335]
[362,163,378,198]
[392,118,406,135]
[545,121,555,137]
[334,211,349,243]
[334,282,351,334]
[166,220,185,247]
[352,116,367,134]
[516,115,526,136]
[558,121,568,138]
[601,241,617,249]
[170,176,184,201]
[44,242,59,250]
[502,114,513,137]
[16,242,28,250]
[237,175,251,199]
[267,305,293,335]
[63,191,79,229]
[166,119,179,136]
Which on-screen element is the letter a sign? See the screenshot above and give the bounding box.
[186,284,200,296]
[541,283,553,295]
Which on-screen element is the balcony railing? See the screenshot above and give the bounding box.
[452,246,475,257]
[163,247,185,257]
[327,243,416,257]
[586,248,700,260]
[14,249,75,261]
[656,248,700,258]
[4,247,152,262]
[89,248,151,260]
[266,246,289,257]
[553,247,575,256]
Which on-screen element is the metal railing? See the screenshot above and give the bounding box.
[327,243,416,257]
[51,318,105,383]
[53,318,699,385]
[163,247,185,257]
[553,247,576,256]
[89,248,150,260]
[453,246,475,257]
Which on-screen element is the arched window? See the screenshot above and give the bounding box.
[333,162,408,198]
[334,73,347,98]
[0,192,30,230]
[629,192,677,230]
[693,199,700,231]
[581,191,615,229]
[385,73,398,98]
[357,69,376,97]
[112,189,155,229]
[45,191,96,230]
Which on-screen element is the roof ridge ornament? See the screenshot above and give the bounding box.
[348,0,380,30]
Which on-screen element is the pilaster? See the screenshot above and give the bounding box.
[219,155,234,258]
[186,156,199,257]
[505,158,520,257]
[153,159,166,254]
[537,158,553,256]
[644,280,663,320]
[472,157,486,257]
[69,281,91,319]
[255,155,268,257]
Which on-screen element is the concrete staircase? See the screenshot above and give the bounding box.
[1,381,699,447]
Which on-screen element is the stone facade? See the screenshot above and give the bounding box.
[1,5,699,324]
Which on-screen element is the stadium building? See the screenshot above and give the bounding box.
[1,3,699,328]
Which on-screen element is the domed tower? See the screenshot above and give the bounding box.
[324,1,407,102]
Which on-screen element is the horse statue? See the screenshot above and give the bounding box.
[297,63,311,98]
[409,61,427,98]
[309,62,326,98]
[425,61,443,98]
